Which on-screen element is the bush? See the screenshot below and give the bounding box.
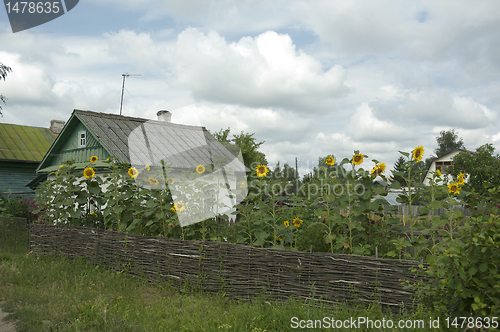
[415,185,500,317]
[295,222,331,252]
[2,196,39,222]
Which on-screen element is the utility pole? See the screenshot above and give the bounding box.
[119,73,141,115]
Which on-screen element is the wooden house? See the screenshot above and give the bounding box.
[0,121,63,197]
[422,148,473,185]
[33,109,248,226]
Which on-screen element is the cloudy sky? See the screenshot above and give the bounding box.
[1,0,500,176]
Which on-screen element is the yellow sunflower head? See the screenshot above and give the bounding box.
[170,206,177,214]
[352,153,364,166]
[90,156,98,163]
[196,164,206,174]
[436,169,442,177]
[83,167,95,179]
[166,178,174,185]
[59,165,63,169]
[256,164,269,177]
[293,217,303,227]
[90,212,97,217]
[145,164,150,171]
[448,182,461,195]
[148,177,159,186]
[239,182,246,188]
[457,172,465,185]
[377,162,386,174]
[325,156,335,166]
[413,146,424,163]
[174,202,185,212]
[128,167,139,178]
[284,220,289,227]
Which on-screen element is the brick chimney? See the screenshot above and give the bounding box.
[157,110,171,122]
[50,120,65,134]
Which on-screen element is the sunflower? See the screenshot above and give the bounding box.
[293,217,303,228]
[196,164,206,174]
[325,156,335,166]
[83,167,95,179]
[284,220,289,227]
[145,164,150,171]
[436,169,442,177]
[239,182,246,188]
[166,178,174,185]
[170,207,177,214]
[90,156,98,163]
[169,223,176,228]
[413,146,424,163]
[448,182,461,194]
[174,202,185,212]
[377,162,386,174]
[352,153,364,165]
[90,212,97,217]
[148,177,159,186]
[256,164,269,177]
[457,172,465,185]
[128,167,139,178]
[370,162,386,177]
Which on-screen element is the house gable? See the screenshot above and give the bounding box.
[37,112,112,173]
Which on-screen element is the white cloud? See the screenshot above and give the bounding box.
[370,88,496,129]
[171,28,349,113]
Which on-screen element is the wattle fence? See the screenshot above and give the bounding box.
[29,224,427,312]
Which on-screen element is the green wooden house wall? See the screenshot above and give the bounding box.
[38,116,111,173]
[0,123,58,197]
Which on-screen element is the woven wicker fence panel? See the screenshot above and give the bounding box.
[29,224,425,311]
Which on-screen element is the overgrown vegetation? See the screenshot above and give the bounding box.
[20,142,500,320]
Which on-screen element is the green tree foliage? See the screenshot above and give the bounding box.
[391,156,407,186]
[392,155,424,185]
[450,143,500,198]
[0,62,12,115]
[211,128,267,170]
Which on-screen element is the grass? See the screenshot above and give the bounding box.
[0,252,439,331]
[0,218,29,254]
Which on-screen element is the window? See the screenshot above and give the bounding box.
[435,161,452,173]
[78,131,86,148]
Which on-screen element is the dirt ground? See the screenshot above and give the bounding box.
[0,307,15,332]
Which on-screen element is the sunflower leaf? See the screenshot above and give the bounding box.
[399,151,410,157]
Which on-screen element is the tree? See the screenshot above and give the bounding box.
[392,156,407,186]
[211,128,267,170]
[0,62,12,116]
[451,143,500,198]
[424,129,465,169]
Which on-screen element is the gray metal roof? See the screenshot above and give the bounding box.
[74,110,246,172]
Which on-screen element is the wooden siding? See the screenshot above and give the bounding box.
[50,122,110,165]
[0,163,38,197]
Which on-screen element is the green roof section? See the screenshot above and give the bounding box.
[0,123,58,163]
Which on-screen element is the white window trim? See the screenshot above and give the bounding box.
[78,130,86,148]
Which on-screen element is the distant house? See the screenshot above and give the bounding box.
[0,120,63,197]
[422,148,473,185]
[33,109,248,225]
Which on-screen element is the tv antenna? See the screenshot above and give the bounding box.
[119,73,141,115]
